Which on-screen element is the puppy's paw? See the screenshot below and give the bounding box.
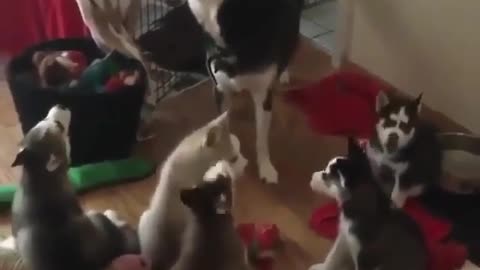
[259,160,278,184]
[104,209,126,227]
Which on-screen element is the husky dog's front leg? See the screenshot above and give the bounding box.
[252,86,278,184]
[309,233,352,270]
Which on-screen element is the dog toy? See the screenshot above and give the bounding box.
[0,157,155,211]
[71,51,123,92]
[105,70,141,93]
[310,199,468,270]
[236,223,281,270]
[285,70,382,139]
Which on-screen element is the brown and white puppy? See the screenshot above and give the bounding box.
[11,105,138,270]
[138,112,247,270]
[310,138,427,270]
[366,92,443,207]
[171,161,251,270]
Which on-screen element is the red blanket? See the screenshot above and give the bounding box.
[310,200,467,270]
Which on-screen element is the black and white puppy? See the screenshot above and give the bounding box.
[187,0,304,184]
[366,92,443,207]
[171,161,250,270]
[310,138,427,270]
[11,105,138,270]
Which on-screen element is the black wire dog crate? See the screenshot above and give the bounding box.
[135,0,207,103]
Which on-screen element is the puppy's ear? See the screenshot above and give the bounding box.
[347,137,364,161]
[376,91,389,112]
[204,112,230,147]
[414,93,423,114]
[204,125,222,147]
[12,148,29,167]
[180,188,199,208]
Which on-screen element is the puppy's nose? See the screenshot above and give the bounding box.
[386,133,399,152]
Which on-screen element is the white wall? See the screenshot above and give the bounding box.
[348,0,480,133]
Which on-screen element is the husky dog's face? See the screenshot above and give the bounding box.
[311,138,373,202]
[200,112,248,179]
[12,105,72,172]
[375,92,423,153]
[180,168,232,216]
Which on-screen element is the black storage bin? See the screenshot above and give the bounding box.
[6,38,146,166]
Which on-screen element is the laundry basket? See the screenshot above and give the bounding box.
[6,38,146,166]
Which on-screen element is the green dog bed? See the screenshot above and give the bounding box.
[0,157,155,212]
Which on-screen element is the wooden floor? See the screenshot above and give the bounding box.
[0,38,467,269]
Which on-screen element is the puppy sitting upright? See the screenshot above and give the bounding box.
[367,92,443,207]
[11,105,138,270]
[138,112,248,270]
[310,138,427,270]
[171,161,251,270]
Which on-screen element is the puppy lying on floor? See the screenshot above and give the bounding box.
[10,105,138,270]
[310,138,427,270]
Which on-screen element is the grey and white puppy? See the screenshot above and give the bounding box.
[138,112,248,270]
[310,138,427,270]
[11,105,139,270]
[366,92,443,207]
[171,161,251,270]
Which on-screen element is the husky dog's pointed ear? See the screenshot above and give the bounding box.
[414,93,423,114]
[347,137,364,160]
[204,112,230,147]
[376,91,389,112]
[12,148,28,167]
[204,125,222,147]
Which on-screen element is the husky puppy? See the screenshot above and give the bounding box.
[366,92,443,207]
[310,138,427,270]
[187,0,304,184]
[171,161,250,270]
[138,112,248,270]
[11,105,138,270]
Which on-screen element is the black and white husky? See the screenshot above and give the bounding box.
[310,138,427,270]
[187,0,304,184]
[366,92,443,207]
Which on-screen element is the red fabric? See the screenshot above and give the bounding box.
[309,199,468,270]
[237,223,280,270]
[0,0,88,56]
[285,70,382,140]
